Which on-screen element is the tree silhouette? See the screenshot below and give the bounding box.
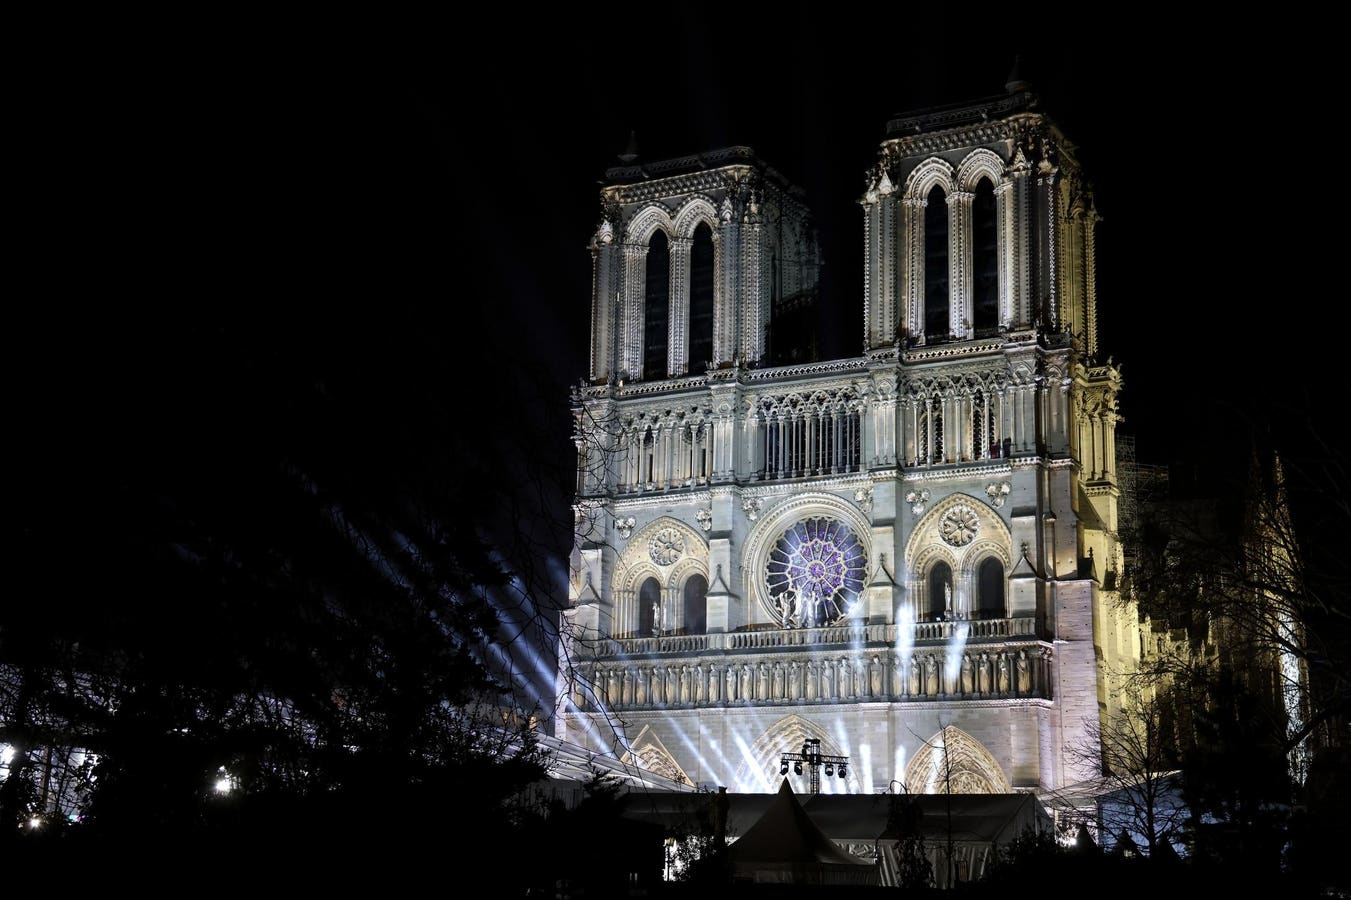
[2,300,575,881]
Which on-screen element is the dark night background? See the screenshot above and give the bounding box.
[10,17,1343,716]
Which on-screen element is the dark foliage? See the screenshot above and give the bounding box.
[2,71,578,873]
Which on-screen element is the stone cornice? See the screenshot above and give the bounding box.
[605,146,759,182]
[613,491,716,513]
[742,358,869,382]
[603,150,810,214]
[885,91,1040,138]
[901,338,1006,363]
[902,462,1013,485]
[738,474,872,499]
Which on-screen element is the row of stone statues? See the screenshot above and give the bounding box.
[576,647,1046,710]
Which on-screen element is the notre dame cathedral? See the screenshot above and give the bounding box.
[555,70,1138,802]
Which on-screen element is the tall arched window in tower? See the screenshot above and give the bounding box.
[643,230,670,381]
[682,573,708,635]
[928,561,952,622]
[972,177,998,336]
[977,558,1005,620]
[638,577,661,636]
[688,222,714,373]
[924,186,949,341]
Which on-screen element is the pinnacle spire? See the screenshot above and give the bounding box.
[618,130,639,164]
[1005,55,1031,94]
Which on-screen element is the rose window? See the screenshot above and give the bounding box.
[939,506,980,547]
[648,527,685,566]
[764,517,866,627]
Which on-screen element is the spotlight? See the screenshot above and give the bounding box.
[780,763,789,776]
[824,764,834,776]
[838,765,847,778]
[794,762,803,775]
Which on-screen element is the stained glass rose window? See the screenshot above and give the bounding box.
[765,517,866,627]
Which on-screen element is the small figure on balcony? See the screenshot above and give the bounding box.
[811,586,828,627]
[777,587,798,627]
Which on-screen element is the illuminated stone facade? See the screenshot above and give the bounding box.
[556,83,1139,800]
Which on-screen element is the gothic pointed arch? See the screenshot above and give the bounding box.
[954,148,1004,192]
[624,202,676,245]
[614,517,709,636]
[905,494,1011,619]
[903,725,1010,794]
[957,539,1012,579]
[970,175,998,336]
[672,195,719,238]
[688,221,716,373]
[738,715,860,794]
[624,725,693,786]
[923,183,950,340]
[904,158,957,202]
[925,560,954,621]
[905,493,1012,567]
[615,517,709,593]
[638,576,661,635]
[644,230,671,381]
[668,553,710,635]
[681,571,708,635]
[975,556,1006,619]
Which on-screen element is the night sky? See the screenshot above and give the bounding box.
[12,20,1341,715]
[23,25,1325,463]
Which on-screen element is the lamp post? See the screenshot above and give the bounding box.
[778,738,849,795]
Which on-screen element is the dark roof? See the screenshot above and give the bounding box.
[603,145,762,183]
[726,778,873,867]
[618,785,1052,846]
[885,88,1040,137]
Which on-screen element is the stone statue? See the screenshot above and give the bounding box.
[780,587,798,627]
[997,654,1010,694]
[961,654,974,694]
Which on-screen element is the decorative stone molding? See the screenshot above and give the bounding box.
[696,507,713,532]
[854,486,873,514]
[939,505,981,547]
[615,516,636,540]
[985,482,1011,508]
[648,527,685,567]
[905,488,930,515]
[743,497,764,521]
